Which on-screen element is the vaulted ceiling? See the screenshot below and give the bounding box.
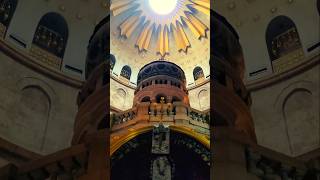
[110,0,210,83]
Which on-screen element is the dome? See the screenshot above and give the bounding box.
[137,60,186,85]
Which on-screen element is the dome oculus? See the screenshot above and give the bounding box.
[148,0,178,15]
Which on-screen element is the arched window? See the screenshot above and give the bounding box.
[193,66,204,81]
[172,96,181,102]
[0,0,18,37]
[156,94,166,103]
[31,12,68,69]
[141,96,151,102]
[120,65,131,80]
[110,54,116,70]
[266,16,303,72]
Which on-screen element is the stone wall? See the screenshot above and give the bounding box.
[213,0,320,81]
[188,81,210,111]
[110,76,134,111]
[249,59,320,156]
[5,0,107,78]
[0,51,80,155]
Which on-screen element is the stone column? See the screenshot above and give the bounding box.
[136,102,150,122]
[173,102,189,124]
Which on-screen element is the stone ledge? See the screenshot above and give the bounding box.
[246,54,320,91]
[0,137,42,165]
[0,39,84,88]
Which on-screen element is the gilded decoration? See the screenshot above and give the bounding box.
[110,125,210,155]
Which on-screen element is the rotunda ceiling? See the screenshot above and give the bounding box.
[110,0,210,84]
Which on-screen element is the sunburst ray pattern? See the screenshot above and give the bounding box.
[111,0,210,58]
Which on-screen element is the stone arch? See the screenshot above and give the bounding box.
[5,77,59,153]
[111,127,210,179]
[12,77,57,152]
[198,89,209,110]
[275,81,319,156]
[112,88,127,109]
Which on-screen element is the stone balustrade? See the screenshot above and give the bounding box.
[111,101,210,135]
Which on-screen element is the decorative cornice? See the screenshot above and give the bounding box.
[0,39,84,88]
[187,78,210,90]
[297,148,320,162]
[110,74,136,90]
[246,54,320,91]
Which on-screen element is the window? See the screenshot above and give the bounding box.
[193,66,204,81]
[141,96,151,102]
[172,96,181,102]
[33,12,68,59]
[266,16,303,71]
[120,65,132,80]
[0,0,18,37]
[156,94,166,103]
[110,54,116,70]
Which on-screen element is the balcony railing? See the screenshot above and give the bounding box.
[110,102,210,135]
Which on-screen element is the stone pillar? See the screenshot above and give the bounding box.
[136,102,150,122]
[173,102,189,124]
[150,102,159,121]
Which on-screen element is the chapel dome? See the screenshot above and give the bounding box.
[137,60,186,85]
